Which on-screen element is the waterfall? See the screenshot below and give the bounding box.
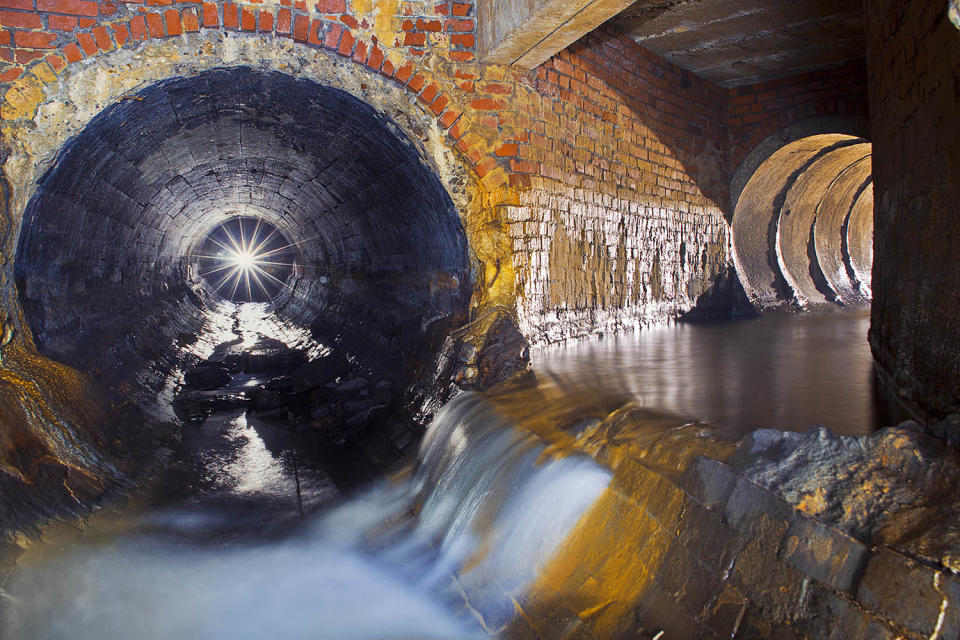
[4,393,611,640]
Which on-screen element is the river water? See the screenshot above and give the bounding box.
[0,309,887,639]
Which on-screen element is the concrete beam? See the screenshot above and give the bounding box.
[477,0,637,69]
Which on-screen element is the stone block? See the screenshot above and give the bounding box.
[703,582,748,637]
[724,476,795,539]
[731,535,807,624]
[635,586,713,640]
[679,455,737,510]
[677,500,747,576]
[832,601,900,640]
[779,513,870,594]
[735,608,805,640]
[856,546,949,637]
[658,543,722,620]
[798,583,898,640]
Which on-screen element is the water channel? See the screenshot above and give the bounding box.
[1,307,889,639]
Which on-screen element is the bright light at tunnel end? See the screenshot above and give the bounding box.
[229,248,258,272]
[194,217,299,303]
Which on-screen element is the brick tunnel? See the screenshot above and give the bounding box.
[0,0,958,638]
[14,67,471,400]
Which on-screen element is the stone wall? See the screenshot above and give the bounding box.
[866,0,960,419]
[495,405,960,640]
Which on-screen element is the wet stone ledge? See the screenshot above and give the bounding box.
[492,406,960,640]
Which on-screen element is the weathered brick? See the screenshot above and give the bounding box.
[351,38,367,64]
[222,2,237,29]
[201,2,217,27]
[407,72,425,93]
[144,11,162,36]
[75,31,96,54]
[181,8,198,31]
[403,30,425,46]
[291,13,307,41]
[276,8,290,34]
[470,96,505,110]
[336,27,353,56]
[163,9,181,36]
[438,108,460,129]
[429,93,448,116]
[61,40,82,60]
[92,24,112,48]
[724,477,795,537]
[366,44,383,70]
[0,11,42,28]
[240,7,254,31]
[444,17,472,31]
[37,0,99,16]
[128,14,146,38]
[49,14,78,29]
[418,81,438,104]
[43,52,65,70]
[15,30,57,49]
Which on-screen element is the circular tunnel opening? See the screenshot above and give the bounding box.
[193,216,298,303]
[731,133,873,309]
[14,67,472,455]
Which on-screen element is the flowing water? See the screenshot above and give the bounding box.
[1,309,886,638]
[1,393,611,639]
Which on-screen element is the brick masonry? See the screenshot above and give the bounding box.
[726,60,869,178]
[0,0,876,347]
[866,0,960,418]
[507,30,730,342]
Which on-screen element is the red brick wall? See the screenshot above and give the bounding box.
[726,61,869,172]
[0,0,476,77]
[0,9,735,343]
[1,0,880,347]
[525,27,729,205]
[504,27,731,341]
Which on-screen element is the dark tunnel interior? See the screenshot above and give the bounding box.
[13,67,472,440]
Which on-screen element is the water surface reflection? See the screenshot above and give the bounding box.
[530,308,886,437]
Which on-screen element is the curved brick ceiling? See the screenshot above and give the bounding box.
[14,67,470,386]
[731,133,872,308]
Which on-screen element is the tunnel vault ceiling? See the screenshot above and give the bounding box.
[613,0,866,86]
[14,67,471,390]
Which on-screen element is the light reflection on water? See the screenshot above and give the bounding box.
[530,308,882,436]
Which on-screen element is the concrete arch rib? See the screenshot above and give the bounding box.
[814,157,872,304]
[777,143,872,305]
[846,183,874,297]
[731,134,862,308]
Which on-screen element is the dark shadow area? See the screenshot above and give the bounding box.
[679,265,758,321]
